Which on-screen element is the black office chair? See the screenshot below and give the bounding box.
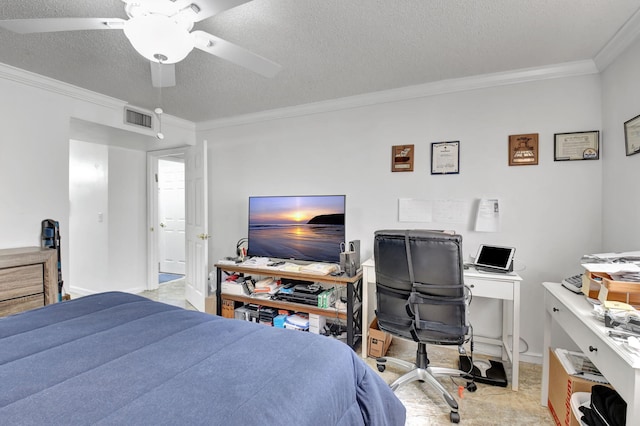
[373,229,475,424]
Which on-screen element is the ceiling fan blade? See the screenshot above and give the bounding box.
[150,62,176,88]
[189,0,253,22]
[0,18,126,34]
[192,30,281,78]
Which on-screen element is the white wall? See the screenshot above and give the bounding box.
[69,140,147,295]
[199,73,604,360]
[601,36,640,251]
[69,140,109,291]
[107,145,147,292]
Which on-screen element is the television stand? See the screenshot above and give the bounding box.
[214,263,363,349]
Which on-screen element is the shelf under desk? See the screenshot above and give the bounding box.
[541,281,640,422]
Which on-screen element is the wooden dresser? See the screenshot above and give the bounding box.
[0,247,58,317]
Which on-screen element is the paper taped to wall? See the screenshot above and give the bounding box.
[475,198,500,232]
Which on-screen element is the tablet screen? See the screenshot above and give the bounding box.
[475,245,515,271]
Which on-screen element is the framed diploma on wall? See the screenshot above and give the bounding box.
[431,141,459,174]
[624,114,640,156]
[554,131,599,161]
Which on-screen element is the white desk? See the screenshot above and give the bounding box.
[361,258,523,390]
[541,282,640,421]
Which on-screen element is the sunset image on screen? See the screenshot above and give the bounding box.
[248,195,345,262]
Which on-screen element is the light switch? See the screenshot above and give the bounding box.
[98,212,103,223]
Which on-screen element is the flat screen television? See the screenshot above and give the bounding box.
[247,195,346,263]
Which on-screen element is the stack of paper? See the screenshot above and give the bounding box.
[241,257,271,266]
[554,348,608,383]
[582,251,640,283]
[253,277,279,294]
[300,263,337,275]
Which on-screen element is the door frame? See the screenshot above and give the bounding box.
[147,147,188,291]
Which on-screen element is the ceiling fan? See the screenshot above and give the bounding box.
[0,0,282,88]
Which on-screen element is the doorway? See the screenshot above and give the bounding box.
[148,141,208,312]
[157,156,185,284]
[147,147,187,291]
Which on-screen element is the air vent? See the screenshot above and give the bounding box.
[124,107,153,129]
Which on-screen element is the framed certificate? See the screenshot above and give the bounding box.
[554,131,599,161]
[391,144,414,172]
[431,141,459,174]
[508,133,538,166]
[624,114,640,156]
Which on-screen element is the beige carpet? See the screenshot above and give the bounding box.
[366,338,555,425]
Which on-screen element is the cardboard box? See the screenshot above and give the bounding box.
[221,299,241,318]
[205,296,216,314]
[368,317,392,358]
[583,271,640,306]
[547,349,611,426]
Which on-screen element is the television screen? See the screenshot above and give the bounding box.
[247,195,346,263]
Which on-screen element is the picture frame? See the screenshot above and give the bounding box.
[391,144,414,172]
[431,141,460,174]
[508,133,538,166]
[624,113,640,156]
[553,131,599,161]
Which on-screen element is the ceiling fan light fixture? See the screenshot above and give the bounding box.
[123,14,194,64]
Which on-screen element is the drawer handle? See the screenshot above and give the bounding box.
[589,346,598,353]
[552,307,559,312]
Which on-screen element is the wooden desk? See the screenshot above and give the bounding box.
[541,281,640,421]
[362,258,523,390]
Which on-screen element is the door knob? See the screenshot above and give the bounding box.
[160,222,166,228]
[198,233,210,240]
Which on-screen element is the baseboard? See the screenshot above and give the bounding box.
[68,285,147,297]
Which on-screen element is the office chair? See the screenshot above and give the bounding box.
[373,229,475,424]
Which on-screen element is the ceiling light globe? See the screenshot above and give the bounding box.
[124,14,194,64]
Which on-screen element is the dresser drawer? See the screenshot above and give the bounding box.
[465,277,513,299]
[0,264,44,300]
[0,293,45,316]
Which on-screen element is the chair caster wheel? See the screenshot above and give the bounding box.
[376,364,386,372]
[466,381,477,392]
[450,411,460,423]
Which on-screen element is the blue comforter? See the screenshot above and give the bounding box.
[0,292,405,425]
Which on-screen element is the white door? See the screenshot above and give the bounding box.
[184,139,208,311]
[158,159,185,275]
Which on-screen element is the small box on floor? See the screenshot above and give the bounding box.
[205,296,216,314]
[368,317,392,358]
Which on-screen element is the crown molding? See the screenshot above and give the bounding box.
[594,7,640,71]
[197,60,599,131]
[0,61,195,131]
[0,62,126,109]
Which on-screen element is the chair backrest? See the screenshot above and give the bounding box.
[374,229,468,345]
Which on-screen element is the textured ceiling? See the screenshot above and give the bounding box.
[1,0,640,123]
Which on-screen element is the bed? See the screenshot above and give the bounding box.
[0,292,405,425]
